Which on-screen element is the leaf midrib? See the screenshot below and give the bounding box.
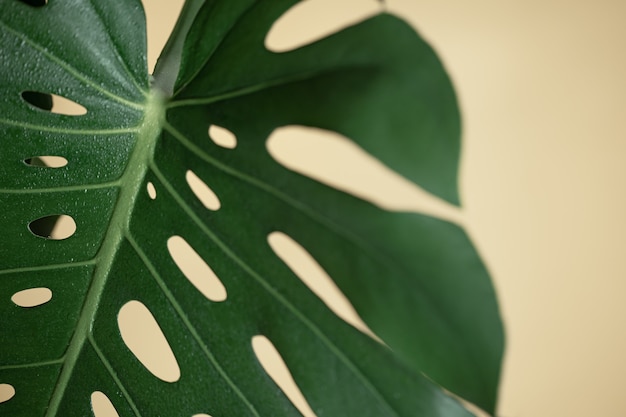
[44,90,164,417]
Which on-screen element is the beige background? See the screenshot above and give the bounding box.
[3,1,625,417]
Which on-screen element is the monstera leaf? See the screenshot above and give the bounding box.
[0,0,504,416]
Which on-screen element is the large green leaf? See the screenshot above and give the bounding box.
[0,0,504,416]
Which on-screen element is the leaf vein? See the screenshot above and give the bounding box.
[89,336,144,417]
[167,70,328,109]
[0,260,96,276]
[85,0,148,94]
[0,180,120,195]
[0,19,144,109]
[0,358,64,371]
[0,117,140,135]
[125,232,262,417]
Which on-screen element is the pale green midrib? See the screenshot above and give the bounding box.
[44,90,165,417]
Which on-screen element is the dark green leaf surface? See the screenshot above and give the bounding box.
[0,1,503,416]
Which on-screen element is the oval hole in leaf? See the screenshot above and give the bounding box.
[147,182,157,200]
[265,0,380,52]
[118,300,181,383]
[24,156,68,168]
[167,236,227,302]
[268,232,377,340]
[19,0,47,6]
[28,214,76,240]
[252,336,317,417]
[90,391,120,417]
[267,126,461,221]
[0,384,15,403]
[192,414,213,417]
[21,91,87,116]
[208,125,237,149]
[186,170,221,211]
[19,91,51,110]
[11,287,52,308]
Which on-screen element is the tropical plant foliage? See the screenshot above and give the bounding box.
[0,0,504,416]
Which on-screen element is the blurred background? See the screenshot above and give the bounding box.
[144,1,626,416]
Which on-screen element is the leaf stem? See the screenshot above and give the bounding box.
[152,0,206,96]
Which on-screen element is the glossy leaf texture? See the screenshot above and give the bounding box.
[0,1,504,417]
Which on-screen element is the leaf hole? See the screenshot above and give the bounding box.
[21,91,87,116]
[24,156,68,168]
[19,91,52,110]
[265,0,380,52]
[118,300,181,383]
[18,0,48,6]
[0,384,15,404]
[208,125,237,149]
[268,232,378,340]
[267,126,461,221]
[91,391,120,417]
[252,336,317,417]
[186,170,221,211]
[11,287,52,308]
[192,414,213,417]
[146,182,157,200]
[28,214,76,240]
[167,236,227,302]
